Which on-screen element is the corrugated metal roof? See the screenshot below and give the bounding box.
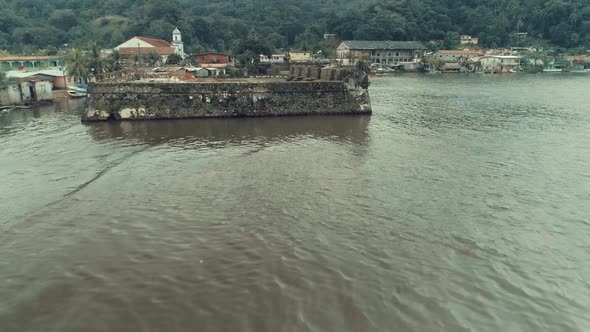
[437,50,484,55]
[198,63,229,68]
[341,40,426,50]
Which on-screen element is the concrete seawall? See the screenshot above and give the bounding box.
[82,80,371,121]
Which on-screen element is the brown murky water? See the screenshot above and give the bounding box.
[1,74,589,331]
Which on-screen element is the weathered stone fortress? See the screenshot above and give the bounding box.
[82,65,371,122]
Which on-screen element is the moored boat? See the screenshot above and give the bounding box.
[67,90,87,98]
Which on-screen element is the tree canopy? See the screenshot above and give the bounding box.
[0,0,588,54]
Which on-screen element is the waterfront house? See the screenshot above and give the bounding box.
[432,50,485,63]
[0,55,63,71]
[567,55,590,70]
[0,72,55,106]
[335,40,426,67]
[6,68,74,89]
[440,62,463,73]
[479,55,523,73]
[460,35,479,45]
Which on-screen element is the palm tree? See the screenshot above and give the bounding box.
[88,42,110,78]
[66,48,89,83]
[523,51,548,73]
[130,53,143,66]
[146,52,161,67]
[166,53,182,65]
[109,50,121,71]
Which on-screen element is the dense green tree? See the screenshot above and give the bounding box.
[166,54,182,65]
[0,0,587,55]
[48,10,79,31]
[442,32,460,50]
[146,52,162,67]
[109,50,122,71]
[234,30,272,64]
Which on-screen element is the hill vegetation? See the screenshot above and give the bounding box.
[0,0,588,54]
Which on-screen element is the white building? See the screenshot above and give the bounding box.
[260,54,287,64]
[171,27,185,59]
[289,50,313,62]
[479,55,523,73]
[460,35,479,45]
[336,40,426,66]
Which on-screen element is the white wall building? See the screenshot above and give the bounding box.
[479,55,523,73]
[171,27,185,59]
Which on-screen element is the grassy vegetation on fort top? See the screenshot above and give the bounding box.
[0,0,589,54]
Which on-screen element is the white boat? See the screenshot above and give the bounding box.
[67,85,88,93]
[67,90,87,98]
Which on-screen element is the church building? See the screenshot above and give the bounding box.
[114,28,186,63]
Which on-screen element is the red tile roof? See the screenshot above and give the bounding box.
[195,52,231,56]
[118,47,175,56]
[136,36,171,48]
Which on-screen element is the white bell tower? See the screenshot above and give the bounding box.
[172,27,185,59]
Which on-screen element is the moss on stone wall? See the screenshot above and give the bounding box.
[83,81,371,121]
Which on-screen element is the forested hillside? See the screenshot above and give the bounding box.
[0,0,588,54]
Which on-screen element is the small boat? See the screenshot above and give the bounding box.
[0,106,15,112]
[67,85,88,94]
[67,90,87,98]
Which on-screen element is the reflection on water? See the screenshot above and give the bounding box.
[1,74,590,332]
[85,116,371,146]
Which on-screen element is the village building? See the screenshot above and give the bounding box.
[193,53,234,77]
[260,54,288,64]
[479,55,523,73]
[115,36,175,62]
[510,47,535,55]
[195,52,232,65]
[440,63,463,73]
[460,35,479,45]
[323,33,336,40]
[0,55,62,71]
[431,50,485,63]
[567,55,590,70]
[1,72,56,105]
[336,40,426,68]
[289,50,313,62]
[195,52,233,77]
[114,28,184,63]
